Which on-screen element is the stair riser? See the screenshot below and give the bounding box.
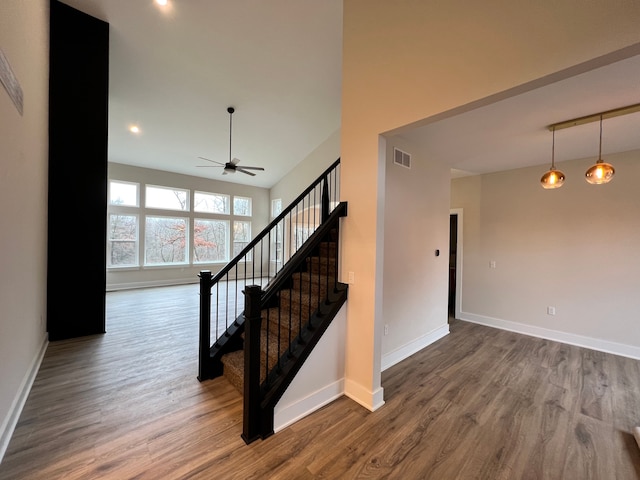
[289,281,335,298]
[291,272,336,290]
[305,259,337,276]
[220,229,342,396]
[222,336,297,394]
[265,309,308,335]
[318,242,337,257]
[278,290,321,307]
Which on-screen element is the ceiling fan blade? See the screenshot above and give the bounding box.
[236,168,256,176]
[237,166,265,171]
[198,156,225,166]
[196,165,224,168]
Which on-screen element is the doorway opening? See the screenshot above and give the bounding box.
[448,213,458,321]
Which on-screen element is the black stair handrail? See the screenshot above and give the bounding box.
[241,203,348,443]
[199,159,341,381]
[205,158,340,289]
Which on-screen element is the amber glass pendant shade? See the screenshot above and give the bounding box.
[585,115,614,185]
[540,127,565,189]
[541,168,566,189]
[585,160,615,184]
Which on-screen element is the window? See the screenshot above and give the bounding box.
[295,225,314,250]
[193,219,229,263]
[194,191,230,214]
[233,221,251,258]
[271,198,282,218]
[106,179,255,270]
[108,214,138,266]
[270,219,284,264]
[233,196,252,216]
[144,216,188,265]
[109,181,138,207]
[146,185,188,211]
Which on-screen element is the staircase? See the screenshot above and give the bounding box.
[220,229,339,394]
[197,159,347,444]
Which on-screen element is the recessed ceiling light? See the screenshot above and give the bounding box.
[155,0,168,6]
[129,125,140,134]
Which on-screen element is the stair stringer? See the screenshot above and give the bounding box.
[257,282,348,438]
[273,301,347,431]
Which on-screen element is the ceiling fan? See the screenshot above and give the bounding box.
[197,107,265,176]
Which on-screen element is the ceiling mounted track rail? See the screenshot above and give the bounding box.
[547,102,640,131]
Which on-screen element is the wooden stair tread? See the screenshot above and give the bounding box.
[219,225,342,397]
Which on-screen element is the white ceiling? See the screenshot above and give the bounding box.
[401,52,640,178]
[59,1,640,188]
[59,0,343,188]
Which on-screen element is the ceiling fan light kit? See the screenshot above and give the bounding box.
[539,104,639,189]
[196,106,265,177]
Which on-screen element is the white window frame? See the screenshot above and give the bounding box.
[109,180,139,207]
[193,218,230,264]
[233,196,252,216]
[107,213,139,268]
[144,215,189,266]
[145,185,189,212]
[194,191,230,215]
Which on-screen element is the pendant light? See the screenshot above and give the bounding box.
[540,127,565,189]
[585,115,615,184]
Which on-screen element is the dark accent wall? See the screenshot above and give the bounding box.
[48,0,109,340]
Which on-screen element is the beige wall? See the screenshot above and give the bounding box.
[107,163,270,290]
[452,150,640,355]
[0,0,49,458]
[381,136,450,368]
[341,0,640,409]
[269,129,340,209]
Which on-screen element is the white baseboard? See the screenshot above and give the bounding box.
[106,278,198,291]
[274,379,345,432]
[460,311,640,360]
[381,324,450,372]
[344,379,385,411]
[0,333,48,463]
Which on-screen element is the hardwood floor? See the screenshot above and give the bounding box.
[2,284,640,479]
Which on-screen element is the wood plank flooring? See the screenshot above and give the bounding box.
[2,284,640,479]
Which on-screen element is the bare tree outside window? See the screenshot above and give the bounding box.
[233,196,252,216]
[194,191,230,214]
[109,181,138,207]
[108,214,138,266]
[107,180,255,269]
[145,216,188,264]
[194,219,229,263]
[233,221,252,260]
[146,185,188,211]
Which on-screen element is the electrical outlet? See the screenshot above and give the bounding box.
[384,324,389,335]
[490,260,496,269]
[547,306,556,315]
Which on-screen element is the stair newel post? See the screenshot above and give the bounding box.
[198,270,212,381]
[242,284,263,444]
[321,176,330,223]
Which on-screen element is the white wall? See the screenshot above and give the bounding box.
[274,303,346,431]
[381,137,450,369]
[451,150,640,357]
[107,163,270,290]
[0,0,50,461]
[341,0,640,410]
[269,129,340,209]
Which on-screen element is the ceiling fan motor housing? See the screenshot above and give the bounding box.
[196,106,264,176]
